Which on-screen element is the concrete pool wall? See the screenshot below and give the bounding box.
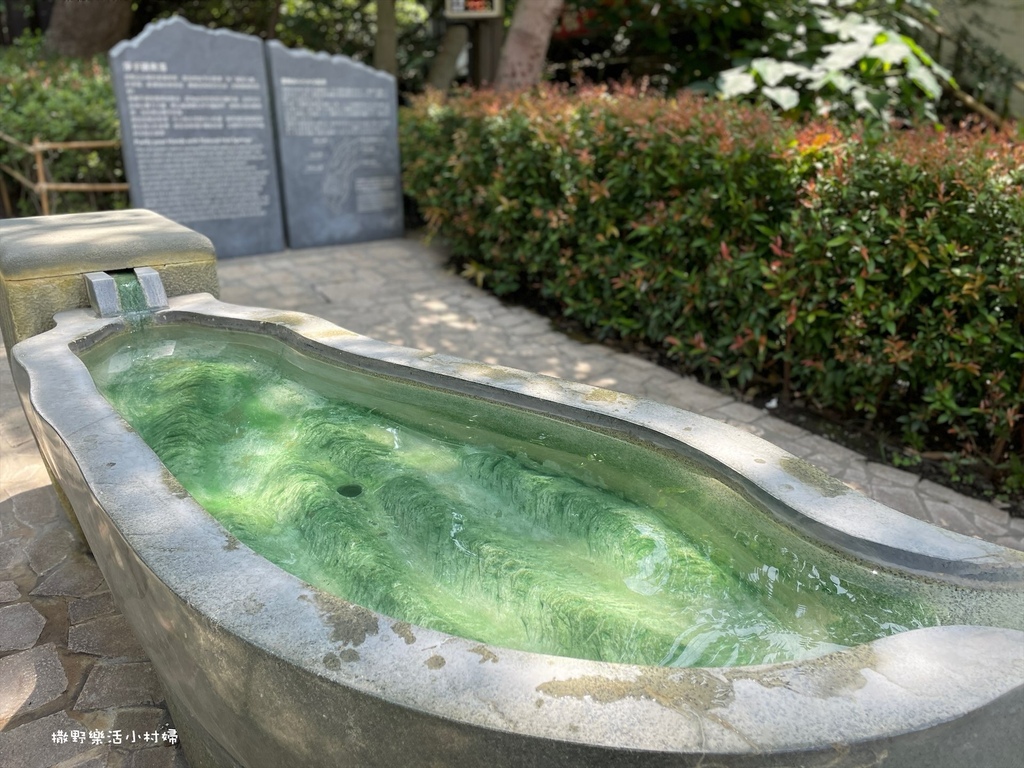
[3,211,1023,767]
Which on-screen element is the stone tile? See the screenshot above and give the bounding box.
[54,752,119,768]
[791,435,868,469]
[26,527,77,575]
[108,707,173,750]
[31,555,105,598]
[76,662,164,711]
[0,602,46,651]
[957,495,1010,526]
[870,485,930,524]
[126,746,189,768]
[61,650,98,704]
[863,460,922,488]
[0,538,29,572]
[916,483,1016,543]
[720,420,763,437]
[68,615,147,661]
[918,500,977,536]
[666,381,735,413]
[0,710,93,768]
[704,401,766,424]
[994,536,1024,552]
[916,478,965,504]
[0,643,69,728]
[0,414,34,450]
[69,593,118,625]
[11,483,64,529]
[970,511,1012,537]
[755,416,812,440]
[0,580,19,602]
[917,480,1010,522]
[0,452,51,497]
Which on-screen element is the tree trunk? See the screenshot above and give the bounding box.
[2,1,29,44]
[44,0,132,57]
[427,24,469,92]
[374,0,398,76]
[264,0,281,40]
[495,0,564,90]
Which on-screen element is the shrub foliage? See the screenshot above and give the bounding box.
[0,34,125,216]
[401,86,1024,498]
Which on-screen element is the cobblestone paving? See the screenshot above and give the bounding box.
[2,236,1021,767]
[0,341,186,767]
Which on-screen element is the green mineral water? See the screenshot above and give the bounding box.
[113,272,149,314]
[80,325,1022,667]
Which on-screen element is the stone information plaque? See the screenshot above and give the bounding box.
[111,17,285,258]
[267,42,404,249]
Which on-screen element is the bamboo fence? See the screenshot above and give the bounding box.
[0,130,128,217]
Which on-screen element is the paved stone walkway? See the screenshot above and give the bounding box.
[2,236,1022,767]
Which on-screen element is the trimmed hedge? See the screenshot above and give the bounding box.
[0,35,125,216]
[400,86,1024,500]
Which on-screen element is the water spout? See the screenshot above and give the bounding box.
[84,267,169,318]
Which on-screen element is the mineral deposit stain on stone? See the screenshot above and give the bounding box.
[537,668,734,715]
[323,653,341,671]
[780,457,851,498]
[425,655,446,670]
[750,644,874,698]
[584,388,625,404]
[307,593,379,647]
[159,468,191,501]
[469,645,499,664]
[241,595,265,615]
[392,621,416,645]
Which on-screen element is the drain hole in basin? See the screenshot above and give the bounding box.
[337,484,363,498]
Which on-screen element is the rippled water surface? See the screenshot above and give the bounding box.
[81,324,1017,667]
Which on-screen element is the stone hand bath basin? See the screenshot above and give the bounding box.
[3,211,1023,768]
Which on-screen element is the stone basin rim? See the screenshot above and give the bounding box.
[66,293,1024,587]
[11,293,1024,757]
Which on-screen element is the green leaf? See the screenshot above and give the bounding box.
[763,85,800,111]
[907,60,943,99]
[870,39,913,66]
[820,14,883,46]
[717,67,758,97]
[806,68,857,94]
[751,58,810,87]
[820,41,871,70]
